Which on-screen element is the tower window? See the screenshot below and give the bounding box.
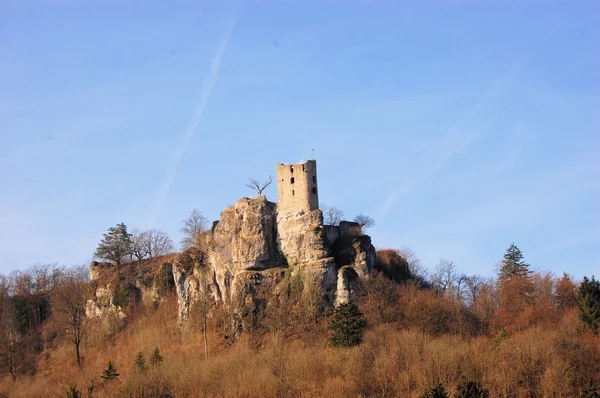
[290,177,295,184]
[312,176,316,183]
[290,166,294,173]
[302,164,305,172]
[292,190,295,196]
[312,187,317,194]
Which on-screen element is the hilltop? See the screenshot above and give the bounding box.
[0,160,598,397]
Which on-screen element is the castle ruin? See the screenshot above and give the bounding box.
[276,160,319,214]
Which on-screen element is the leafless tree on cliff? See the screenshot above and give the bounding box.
[131,229,150,265]
[180,209,209,250]
[353,214,375,229]
[132,229,174,263]
[322,205,344,226]
[51,267,88,368]
[245,176,273,197]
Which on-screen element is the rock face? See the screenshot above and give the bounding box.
[335,266,359,306]
[173,196,376,327]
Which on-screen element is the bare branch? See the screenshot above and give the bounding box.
[245,176,273,196]
[322,205,345,226]
[181,209,209,250]
[353,214,375,229]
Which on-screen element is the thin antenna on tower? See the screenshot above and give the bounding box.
[312,148,315,159]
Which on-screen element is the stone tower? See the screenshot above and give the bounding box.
[276,160,319,213]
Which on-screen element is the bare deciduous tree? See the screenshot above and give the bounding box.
[132,229,175,263]
[322,205,345,226]
[431,259,457,296]
[245,176,273,196]
[131,229,150,264]
[464,274,485,306]
[191,274,214,361]
[51,267,88,368]
[0,276,18,381]
[180,209,209,250]
[353,214,375,229]
[398,248,426,281]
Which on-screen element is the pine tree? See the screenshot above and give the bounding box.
[94,223,133,267]
[498,243,530,281]
[455,377,489,398]
[150,347,164,367]
[419,380,449,398]
[100,361,119,381]
[581,376,600,398]
[329,302,367,347]
[65,382,82,398]
[133,351,146,373]
[577,276,600,334]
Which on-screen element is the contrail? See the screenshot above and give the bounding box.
[379,64,518,218]
[149,15,238,227]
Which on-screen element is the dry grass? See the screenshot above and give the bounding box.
[2,279,599,397]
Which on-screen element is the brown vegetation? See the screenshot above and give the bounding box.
[1,251,599,397]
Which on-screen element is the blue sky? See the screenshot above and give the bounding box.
[1,0,598,279]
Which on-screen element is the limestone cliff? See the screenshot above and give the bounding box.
[85,197,376,332]
[173,196,376,327]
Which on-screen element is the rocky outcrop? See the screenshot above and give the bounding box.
[173,196,376,326]
[86,196,377,331]
[335,266,359,306]
[85,283,127,324]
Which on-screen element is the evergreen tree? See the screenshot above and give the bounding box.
[455,377,489,398]
[581,376,600,398]
[100,361,119,381]
[133,351,146,373]
[419,380,449,398]
[94,223,133,267]
[498,243,530,281]
[150,347,164,367]
[329,302,367,347]
[577,276,600,334]
[87,378,95,398]
[65,382,82,398]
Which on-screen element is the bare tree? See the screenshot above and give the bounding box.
[0,276,18,381]
[180,209,209,250]
[131,229,150,265]
[353,214,375,229]
[464,274,485,306]
[190,274,214,361]
[430,259,457,296]
[398,248,426,280]
[322,205,345,226]
[455,273,468,302]
[51,267,88,368]
[148,229,174,258]
[133,229,174,262]
[245,176,273,196]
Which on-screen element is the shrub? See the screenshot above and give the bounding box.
[420,380,449,398]
[455,377,489,398]
[65,383,82,398]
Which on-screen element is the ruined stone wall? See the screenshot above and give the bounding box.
[340,221,362,238]
[276,160,319,214]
